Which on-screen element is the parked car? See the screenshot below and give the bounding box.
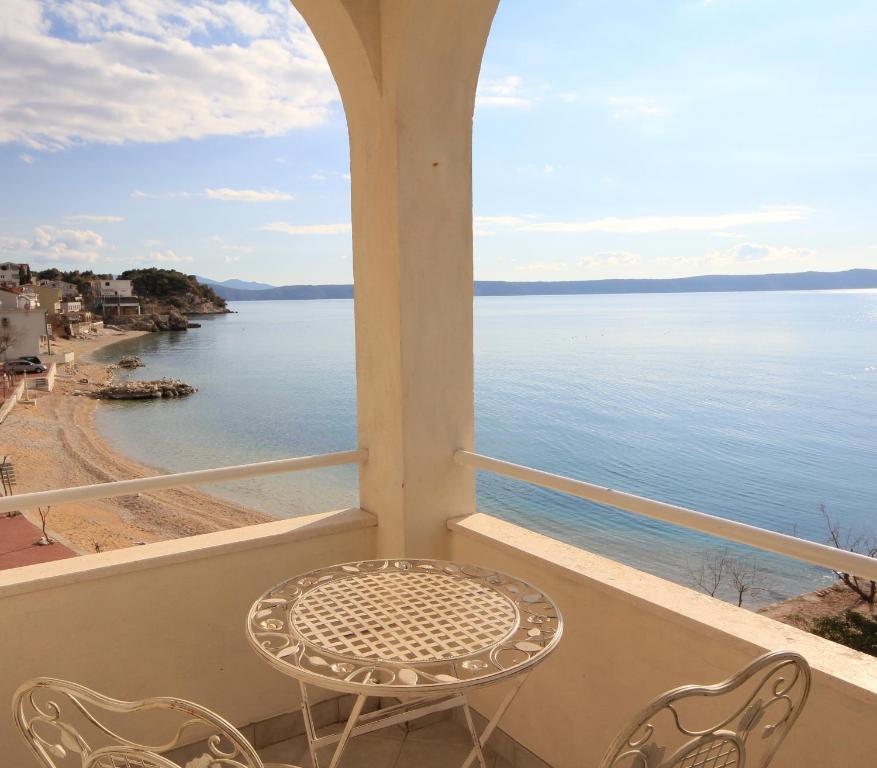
[15,356,43,365]
[3,360,48,374]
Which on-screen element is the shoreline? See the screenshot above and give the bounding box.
[1,329,271,554]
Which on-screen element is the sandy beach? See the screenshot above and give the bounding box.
[1,330,271,554]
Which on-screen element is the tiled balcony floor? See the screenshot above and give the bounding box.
[258,718,513,768]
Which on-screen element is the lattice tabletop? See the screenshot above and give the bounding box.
[247,559,562,696]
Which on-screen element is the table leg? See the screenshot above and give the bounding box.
[327,694,367,768]
[461,702,489,768]
[460,672,530,768]
[299,680,368,768]
[299,681,320,768]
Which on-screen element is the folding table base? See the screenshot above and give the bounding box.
[299,673,529,768]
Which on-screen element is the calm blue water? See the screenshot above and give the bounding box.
[93,293,877,604]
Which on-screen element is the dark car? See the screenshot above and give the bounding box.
[15,356,43,365]
[3,360,48,374]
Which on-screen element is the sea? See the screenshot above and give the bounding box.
[92,291,877,606]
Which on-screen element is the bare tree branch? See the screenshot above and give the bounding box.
[820,504,876,604]
[36,506,54,545]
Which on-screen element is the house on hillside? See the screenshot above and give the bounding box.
[0,262,26,289]
[90,278,141,316]
[39,279,82,300]
[60,298,83,314]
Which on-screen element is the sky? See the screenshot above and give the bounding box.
[1,0,875,285]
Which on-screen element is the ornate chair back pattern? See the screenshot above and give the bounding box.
[598,651,811,768]
[13,677,266,768]
[84,747,180,768]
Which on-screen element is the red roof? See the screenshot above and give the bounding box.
[0,514,75,571]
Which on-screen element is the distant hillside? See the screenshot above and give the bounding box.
[208,269,877,302]
[196,276,276,291]
[117,268,227,313]
[211,283,354,301]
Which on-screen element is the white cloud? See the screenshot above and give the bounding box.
[661,242,818,272]
[0,0,338,151]
[261,222,351,235]
[152,249,192,263]
[65,214,125,223]
[135,187,294,202]
[209,235,254,253]
[514,261,569,274]
[522,206,811,234]
[474,214,540,238]
[720,242,816,263]
[476,76,533,109]
[224,254,241,263]
[0,225,105,263]
[581,251,641,268]
[132,190,193,199]
[609,96,669,121]
[221,244,254,253]
[204,187,294,202]
[474,215,527,227]
[19,153,35,164]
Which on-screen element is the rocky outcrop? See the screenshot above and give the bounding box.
[90,379,197,400]
[166,310,189,330]
[186,300,229,315]
[113,310,189,332]
[117,355,145,369]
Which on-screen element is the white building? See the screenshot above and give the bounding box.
[39,279,81,299]
[91,279,134,298]
[0,310,46,360]
[60,299,83,314]
[0,262,25,288]
[0,288,38,311]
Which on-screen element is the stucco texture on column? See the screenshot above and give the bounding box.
[291,0,499,556]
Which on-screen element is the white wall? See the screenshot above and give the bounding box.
[0,510,377,765]
[93,279,133,297]
[0,310,46,360]
[450,513,877,768]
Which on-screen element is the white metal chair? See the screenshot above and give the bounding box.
[13,677,299,768]
[598,651,811,768]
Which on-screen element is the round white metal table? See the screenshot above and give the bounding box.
[247,558,562,768]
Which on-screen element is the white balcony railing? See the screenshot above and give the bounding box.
[2,445,873,585]
[0,449,367,515]
[455,449,877,583]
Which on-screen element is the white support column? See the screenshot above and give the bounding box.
[292,0,498,557]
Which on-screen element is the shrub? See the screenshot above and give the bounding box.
[811,610,877,657]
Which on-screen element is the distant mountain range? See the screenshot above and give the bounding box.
[198,269,877,302]
[196,276,277,291]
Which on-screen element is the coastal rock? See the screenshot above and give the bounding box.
[125,316,159,332]
[111,312,188,332]
[91,378,197,400]
[117,355,145,369]
[166,310,188,331]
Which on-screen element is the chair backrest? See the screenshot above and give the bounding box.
[598,651,811,768]
[84,747,179,768]
[13,677,265,768]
